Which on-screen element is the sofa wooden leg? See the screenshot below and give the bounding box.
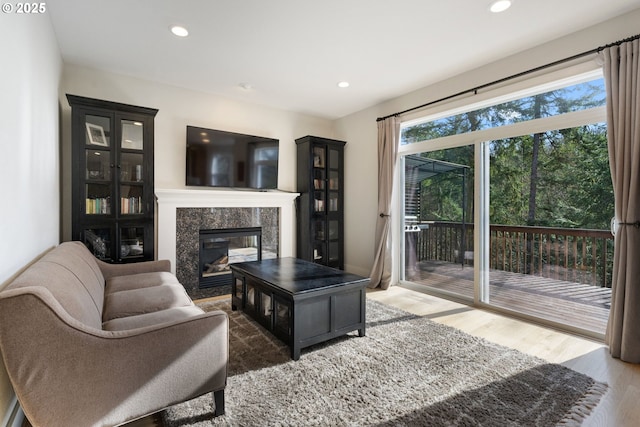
[213,389,225,417]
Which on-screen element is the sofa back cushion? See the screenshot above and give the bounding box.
[6,242,104,329]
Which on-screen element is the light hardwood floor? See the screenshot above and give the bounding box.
[117,286,640,426]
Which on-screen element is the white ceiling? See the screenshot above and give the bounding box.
[47,0,640,120]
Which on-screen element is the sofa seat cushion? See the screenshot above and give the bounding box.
[105,271,180,295]
[103,284,193,322]
[102,305,205,331]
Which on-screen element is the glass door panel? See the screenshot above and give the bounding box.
[486,126,613,335]
[233,276,244,304]
[314,190,325,212]
[274,297,291,338]
[120,226,145,260]
[313,169,325,190]
[246,282,256,314]
[329,220,339,240]
[329,170,339,190]
[120,185,143,214]
[313,242,325,263]
[83,227,112,260]
[121,119,144,150]
[314,220,325,240]
[86,183,111,215]
[329,192,339,211]
[328,241,340,265]
[259,292,273,326]
[120,152,144,182]
[86,150,111,180]
[313,146,325,168]
[85,115,111,147]
[402,145,475,301]
[328,148,339,169]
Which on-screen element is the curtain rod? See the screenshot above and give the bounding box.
[376,33,640,122]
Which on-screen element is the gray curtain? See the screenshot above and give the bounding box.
[603,38,640,363]
[369,116,400,289]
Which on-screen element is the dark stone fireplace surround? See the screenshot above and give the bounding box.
[176,207,279,299]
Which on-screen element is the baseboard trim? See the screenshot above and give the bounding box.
[2,397,24,427]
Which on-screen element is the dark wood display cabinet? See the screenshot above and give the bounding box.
[295,136,346,269]
[67,94,158,263]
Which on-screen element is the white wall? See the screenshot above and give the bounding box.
[0,11,62,425]
[334,9,640,278]
[59,65,336,241]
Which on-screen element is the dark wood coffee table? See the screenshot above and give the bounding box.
[230,257,369,360]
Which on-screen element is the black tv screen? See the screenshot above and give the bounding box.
[186,126,279,189]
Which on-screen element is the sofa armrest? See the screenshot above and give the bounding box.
[96,257,172,280]
[0,288,228,427]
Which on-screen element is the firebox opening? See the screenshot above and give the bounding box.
[199,227,262,288]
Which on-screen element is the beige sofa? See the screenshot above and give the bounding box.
[0,241,228,427]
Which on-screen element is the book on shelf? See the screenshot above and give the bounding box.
[86,197,111,214]
[121,196,143,214]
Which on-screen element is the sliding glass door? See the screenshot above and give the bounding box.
[402,145,475,301]
[398,70,613,336]
[487,124,613,334]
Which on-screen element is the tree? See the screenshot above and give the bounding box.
[401,78,612,231]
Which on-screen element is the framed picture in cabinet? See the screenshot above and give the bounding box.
[86,123,108,146]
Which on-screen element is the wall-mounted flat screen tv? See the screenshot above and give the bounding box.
[186,126,279,189]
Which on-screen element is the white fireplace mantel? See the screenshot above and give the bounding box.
[155,188,299,273]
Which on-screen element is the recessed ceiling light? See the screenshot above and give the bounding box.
[170,25,189,37]
[238,83,253,90]
[489,0,512,13]
[337,81,350,88]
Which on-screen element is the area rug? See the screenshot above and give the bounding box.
[162,298,607,426]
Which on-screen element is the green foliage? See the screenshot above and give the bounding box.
[489,124,613,229]
[405,80,613,230]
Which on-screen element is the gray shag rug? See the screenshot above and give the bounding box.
[162,298,607,426]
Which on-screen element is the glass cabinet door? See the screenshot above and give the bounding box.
[119,119,145,216]
[328,220,340,267]
[84,115,113,215]
[85,115,111,148]
[83,227,112,261]
[121,119,144,150]
[313,219,326,264]
[313,146,327,212]
[119,226,145,260]
[328,147,340,212]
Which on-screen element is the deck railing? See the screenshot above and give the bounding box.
[413,221,614,288]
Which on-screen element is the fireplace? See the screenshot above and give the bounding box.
[174,206,280,299]
[155,188,299,299]
[198,227,262,288]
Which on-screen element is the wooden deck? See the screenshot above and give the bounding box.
[406,260,611,335]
